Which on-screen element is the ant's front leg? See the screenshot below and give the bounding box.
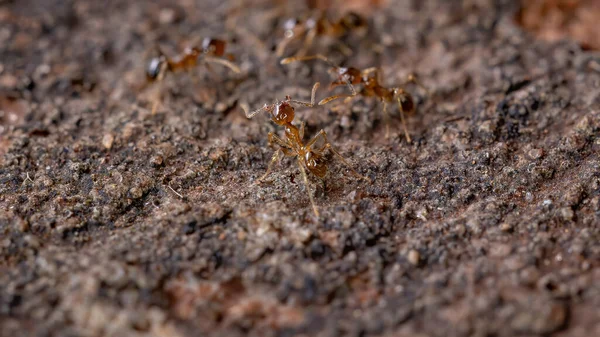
[297,25,318,57]
[150,62,168,115]
[320,78,357,105]
[267,132,289,149]
[255,132,290,184]
[362,67,382,84]
[257,148,281,184]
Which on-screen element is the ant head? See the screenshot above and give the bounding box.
[305,151,327,178]
[271,101,295,125]
[284,18,301,31]
[146,56,166,81]
[184,46,202,58]
[283,18,303,38]
[340,12,367,30]
[202,38,226,56]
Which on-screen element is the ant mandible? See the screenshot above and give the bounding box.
[244,82,370,217]
[275,10,367,57]
[145,37,241,114]
[281,54,427,142]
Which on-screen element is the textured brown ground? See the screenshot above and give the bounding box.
[1,1,600,336]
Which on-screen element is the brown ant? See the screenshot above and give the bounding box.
[243,82,370,217]
[281,54,427,142]
[275,10,368,57]
[145,37,241,114]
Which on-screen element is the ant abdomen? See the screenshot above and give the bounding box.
[398,92,415,114]
[305,152,327,178]
[340,12,367,30]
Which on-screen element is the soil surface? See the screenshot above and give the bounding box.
[1,0,600,336]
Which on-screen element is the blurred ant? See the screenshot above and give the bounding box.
[275,10,368,57]
[281,54,427,142]
[244,82,370,217]
[145,37,241,114]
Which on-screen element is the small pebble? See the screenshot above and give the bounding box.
[408,250,420,266]
[151,155,164,167]
[102,133,114,150]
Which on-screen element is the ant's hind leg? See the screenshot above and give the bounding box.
[297,157,319,217]
[151,83,162,115]
[382,101,391,139]
[396,97,412,143]
[308,130,371,182]
[256,133,290,183]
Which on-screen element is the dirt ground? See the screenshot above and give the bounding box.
[1,0,599,336]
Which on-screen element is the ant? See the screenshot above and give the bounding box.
[275,10,368,57]
[145,37,241,114]
[281,54,427,142]
[244,82,370,217]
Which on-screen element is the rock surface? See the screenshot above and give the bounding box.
[1,0,599,336]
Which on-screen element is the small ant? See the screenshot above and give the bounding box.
[244,82,370,217]
[275,10,368,57]
[281,54,427,142]
[145,37,241,114]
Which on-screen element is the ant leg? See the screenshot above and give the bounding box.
[324,75,357,106]
[307,130,371,182]
[203,56,241,73]
[256,132,291,183]
[396,96,412,143]
[336,41,353,57]
[297,26,318,57]
[276,26,305,58]
[297,157,319,217]
[150,62,169,115]
[362,67,382,84]
[290,82,320,107]
[382,101,391,139]
[280,54,337,67]
[257,148,282,183]
[268,132,289,148]
[402,73,429,95]
[151,86,161,115]
[299,121,305,140]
